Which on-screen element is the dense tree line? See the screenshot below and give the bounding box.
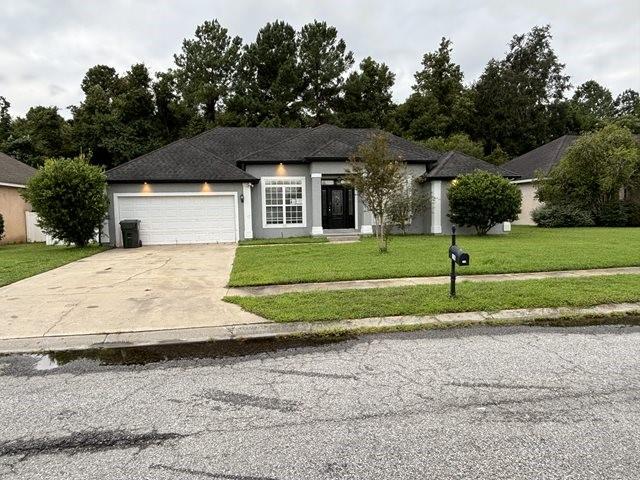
[1,21,638,170]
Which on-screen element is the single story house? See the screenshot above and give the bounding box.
[504,134,640,224]
[503,135,578,225]
[0,152,36,244]
[105,125,518,246]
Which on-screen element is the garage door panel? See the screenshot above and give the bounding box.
[117,195,237,245]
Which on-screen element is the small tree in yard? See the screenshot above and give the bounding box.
[0,213,5,241]
[346,134,406,252]
[387,180,430,234]
[22,156,108,247]
[448,170,522,235]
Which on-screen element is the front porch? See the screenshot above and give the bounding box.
[310,173,373,236]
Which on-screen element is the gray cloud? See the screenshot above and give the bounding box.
[1,0,638,118]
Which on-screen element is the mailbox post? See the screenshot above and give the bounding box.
[448,226,469,297]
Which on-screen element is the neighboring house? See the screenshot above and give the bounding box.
[503,135,578,225]
[105,125,517,246]
[0,152,36,244]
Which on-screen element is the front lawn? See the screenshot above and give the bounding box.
[225,274,640,322]
[229,226,640,286]
[0,243,109,287]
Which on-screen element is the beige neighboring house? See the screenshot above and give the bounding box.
[0,152,36,244]
[503,135,578,225]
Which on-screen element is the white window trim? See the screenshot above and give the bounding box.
[261,176,307,229]
[112,191,239,247]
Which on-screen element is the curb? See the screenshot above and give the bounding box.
[1,302,640,355]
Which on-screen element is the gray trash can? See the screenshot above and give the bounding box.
[119,220,141,248]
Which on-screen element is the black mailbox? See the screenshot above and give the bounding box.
[449,245,469,266]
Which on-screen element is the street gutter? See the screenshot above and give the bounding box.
[1,302,639,355]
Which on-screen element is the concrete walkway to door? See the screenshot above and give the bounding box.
[0,244,266,340]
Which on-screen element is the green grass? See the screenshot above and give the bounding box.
[229,226,640,286]
[0,243,109,287]
[225,274,640,322]
[238,236,328,246]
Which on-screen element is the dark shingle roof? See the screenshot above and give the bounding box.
[0,152,36,186]
[107,124,443,183]
[503,135,579,180]
[420,151,520,180]
[188,127,301,163]
[238,124,441,163]
[106,139,257,183]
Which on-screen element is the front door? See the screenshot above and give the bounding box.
[322,185,355,229]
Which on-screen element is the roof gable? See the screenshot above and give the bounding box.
[0,152,36,186]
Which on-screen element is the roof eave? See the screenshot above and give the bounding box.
[107,177,259,184]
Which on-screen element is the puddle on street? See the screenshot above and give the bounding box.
[33,355,60,371]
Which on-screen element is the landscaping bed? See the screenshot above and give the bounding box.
[229,226,640,286]
[0,243,109,287]
[225,274,640,322]
[238,236,328,246]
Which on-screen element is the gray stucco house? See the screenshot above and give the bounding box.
[105,124,517,246]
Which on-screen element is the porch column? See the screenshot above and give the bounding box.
[360,191,373,234]
[430,180,442,234]
[242,183,253,240]
[311,173,323,235]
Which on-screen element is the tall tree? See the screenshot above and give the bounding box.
[153,71,192,141]
[337,56,395,128]
[72,63,160,169]
[173,20,243,125]
[472,25,571,156]
[0,96,11,146]
[4,106,72,167]
[227,20,304,126]
[612,89,640,133]
[298,21,354,125]
[614,89,640,117]
[568,80,615,132]
[394,38,471,139]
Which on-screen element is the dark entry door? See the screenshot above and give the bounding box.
[322,185,355,229]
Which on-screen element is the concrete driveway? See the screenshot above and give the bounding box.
[0,245,265,340]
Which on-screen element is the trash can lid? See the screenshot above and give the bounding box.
[119,219,141,226]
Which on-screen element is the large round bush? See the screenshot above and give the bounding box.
[447,170,522,235]
[22,156,108,246]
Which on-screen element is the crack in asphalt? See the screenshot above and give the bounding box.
[266,368,358,380]
[150,464,279,480]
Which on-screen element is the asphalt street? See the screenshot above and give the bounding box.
[1,324,639,479]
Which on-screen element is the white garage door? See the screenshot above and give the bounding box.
[116,194,237,246]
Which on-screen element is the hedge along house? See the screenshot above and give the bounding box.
[0,152,36,244]
[105,125,518,246]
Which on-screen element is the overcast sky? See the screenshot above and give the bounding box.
[1,0,639,119]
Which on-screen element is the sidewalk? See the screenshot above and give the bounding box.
[226,266,640,297]
[2,302,639,354]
